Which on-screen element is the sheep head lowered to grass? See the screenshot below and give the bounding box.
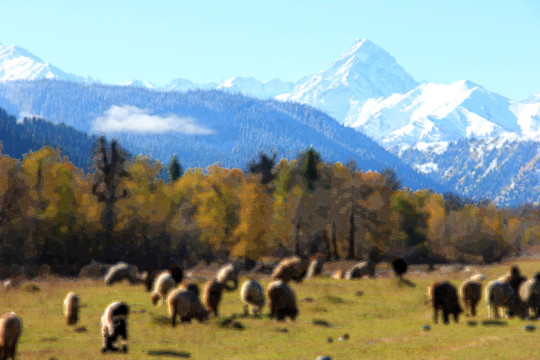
[429,281,463,324]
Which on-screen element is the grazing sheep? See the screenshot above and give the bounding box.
[240,279,265,315]
[167,288,209,326]
[79,259,111,279]
[485,280,526,320]
[346,260,375,280]
[0,312,21,360]
[497,265,527,295]
[202,279,223,317]
[104,262,140,286]
[429,281,463,324]
[331,270,345,280]
[519,277,540,318]
[391,257,408,278]
[63,292,79,325]
[468,273,486,282]
[168,265,184,284]
[267,280,298,321]
[151,272,176,306]
[459,280,481,317]
[272,257,309,283]
[181,282,200,297]
[306,259,323,279]
[216,264,239,291]
[142,270,157,292]
[101,302,129,353]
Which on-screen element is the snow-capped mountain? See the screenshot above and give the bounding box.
[346,80,521,150]
[398,135,540,206]
[124,79,158,90]
[276,39,418,123]
[0,42,87,83]
[165,78,217,92]
[511,92,540,138]
[162,76,295,98]
[216,77,294,98]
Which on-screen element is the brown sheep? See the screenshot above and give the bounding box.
[202,279,223,317]
[167,288,208,326]
[101,302,129,353]
[271,256,309,283]
[181,282,200,297]
[0,312,21,360]
[267,280,298,321]
[63,292,79,325]
[331,270,345,280]
[459,280,481,317]
[216,264,239,290]
[429,281,463,324]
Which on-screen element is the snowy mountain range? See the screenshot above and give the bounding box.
[0,39,539,205]
[0,42,90,83]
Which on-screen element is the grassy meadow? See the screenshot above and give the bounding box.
[3,259,540,360]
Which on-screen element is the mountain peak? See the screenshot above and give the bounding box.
[277,39,418,123]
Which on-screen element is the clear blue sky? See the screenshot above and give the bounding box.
[0,0,539,101]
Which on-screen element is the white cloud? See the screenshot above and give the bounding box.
[92,105,214,135]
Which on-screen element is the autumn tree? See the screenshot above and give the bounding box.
[91,136,129,259]
[247,152,277,187]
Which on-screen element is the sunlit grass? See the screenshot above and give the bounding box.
[2,259,540,359]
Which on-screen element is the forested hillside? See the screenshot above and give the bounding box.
[0,80,438,191]
[0,107,96,170]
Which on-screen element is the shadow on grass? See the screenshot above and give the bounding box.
[482,320,508,326]
[325,295,346,304]
[152,315,171,326]
[396,277,416,288]
[148,349,191,358]
[312,319,333,327]
[73,326,88,332]
[217,316,245,330]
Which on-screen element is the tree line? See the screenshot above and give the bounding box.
[0,137,539,275]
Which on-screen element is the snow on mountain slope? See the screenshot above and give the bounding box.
[165,78,217,92]
[276,39,418,123]
[0,42,86,82]
[217,76,294,98]
[511,92,540,138]
[347,80,520,149]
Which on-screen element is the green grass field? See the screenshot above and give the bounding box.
[3,259,540,360]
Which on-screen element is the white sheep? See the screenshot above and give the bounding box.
[346,260,375,280]
[167,288,209,326]
[468,273,486,282]
[485,280,526,319]
[518,277,540,318]
[101,302,129,353]
[151,271,176,306]
[0,312,21,360]
[216,264,239,290]
[63,292,79,325]
[240,279,265,315]
[104,262,140,286]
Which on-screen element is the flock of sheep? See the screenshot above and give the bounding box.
[69,256,309,354]
[429,265,540,325]
[1,256,539,358]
